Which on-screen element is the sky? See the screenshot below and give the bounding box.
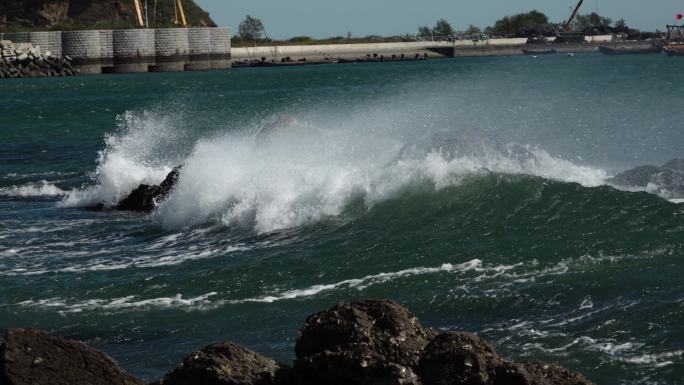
[194,0,684,39]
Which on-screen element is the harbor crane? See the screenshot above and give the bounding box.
[563,0,584,32]
[132,0,188,28]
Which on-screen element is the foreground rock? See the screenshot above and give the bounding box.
[115,166,181,212]
[159,341,287,385]
[0,328,143,385]
[0,300,595,385]
[295,299,435,385]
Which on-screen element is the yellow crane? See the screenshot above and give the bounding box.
[133,0,145,27]
[132,0,187,27]
[173,0,188,27]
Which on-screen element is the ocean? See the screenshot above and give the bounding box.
[1,54,683,384]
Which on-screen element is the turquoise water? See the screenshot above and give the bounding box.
[1,55,683,384]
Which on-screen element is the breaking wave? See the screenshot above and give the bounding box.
[60,107,619,234]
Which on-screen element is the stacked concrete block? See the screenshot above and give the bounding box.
[186,27,212,71]
[62,30,103,74]
[153,28,189,72]
[210,27,231,69]
[99,30,113,70]
[27,31,62,58]
[112,28,155,73]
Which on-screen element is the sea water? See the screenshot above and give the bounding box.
[1,54,683,384]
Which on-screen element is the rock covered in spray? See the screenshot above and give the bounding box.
[114,166,181,212]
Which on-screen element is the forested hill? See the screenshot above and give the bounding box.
[0,0,216,30]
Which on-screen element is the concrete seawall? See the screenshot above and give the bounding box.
[1,27,232,76]
[153,28,189,72]
[230,36,621,61]
[210,27,231,69]
[112,29,155,73]
[187,27,213,71]
[62,30,102,74]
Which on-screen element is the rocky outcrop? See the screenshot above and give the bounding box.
[0,300,595,385]
[115,166,180,212]
[295,299,435,385]
[0,328,143,385]
[0,40,75,78]
[609,158,684,198]
[159,341,287,385]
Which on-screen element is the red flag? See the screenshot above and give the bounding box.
[677,13,683,20]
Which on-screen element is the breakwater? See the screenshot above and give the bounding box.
[0,27,230,77]
[0,39,75,78]
[230,35,649,63]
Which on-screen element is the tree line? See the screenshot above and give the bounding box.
[417,10,639,40]
[236,10,654,45]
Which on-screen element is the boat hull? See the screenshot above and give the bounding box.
[522,48,557,55]
[599,46,662,55]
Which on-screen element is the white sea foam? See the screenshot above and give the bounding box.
[231,259,483,303]
[0,181,65,197]
[17,292,218,313]
[60,105,613,233]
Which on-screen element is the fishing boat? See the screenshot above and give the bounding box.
[664,25,684,56]
[598,45,663,55]
[522,48,557,55]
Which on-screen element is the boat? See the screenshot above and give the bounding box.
[664,45,684,56]
[522,48,557,55]
[598,45,663,55]
[664,25,684,57]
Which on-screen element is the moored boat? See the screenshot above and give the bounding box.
[522,48,557,55]
[598,45,663,55]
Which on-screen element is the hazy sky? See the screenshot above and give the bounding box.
[194,0,683,39]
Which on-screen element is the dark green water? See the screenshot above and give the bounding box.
[1,55,683,384]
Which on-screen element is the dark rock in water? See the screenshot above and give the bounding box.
[115,183,159,212]
[115,166,181,212]
[494,362,594,385]
[419,332,502,385]
[0,328,143,385]
[294,299,436,385]
[159,341,284,385]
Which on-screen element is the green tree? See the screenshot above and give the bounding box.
[613,18,628,33]
[573,12,613,33]
[417,25,432,39]
[238,14,265,41]
[432,19,455,37]
[465,25,482,35]
[486,10,550,36]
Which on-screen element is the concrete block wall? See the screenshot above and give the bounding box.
[99,30,114,69]
[29,31,62,57]
[210,27,231,69]
[112,28,155,73]
[153,28,189,72]
[187,27,212,70]
[62,30,103,74]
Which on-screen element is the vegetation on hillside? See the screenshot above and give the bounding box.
[0,0,215,31]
